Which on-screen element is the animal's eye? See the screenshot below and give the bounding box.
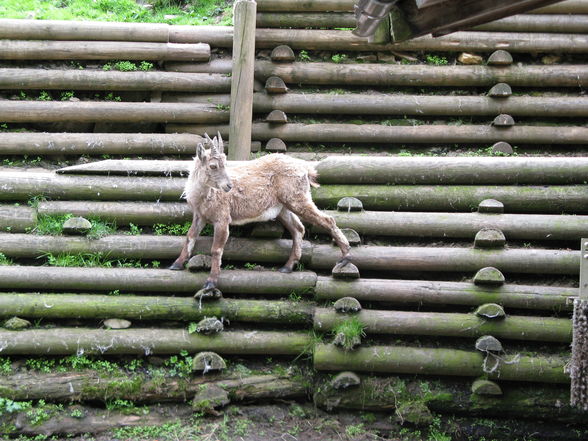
[210,164,217,170]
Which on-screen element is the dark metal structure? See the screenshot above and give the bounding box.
[354,0,567,40]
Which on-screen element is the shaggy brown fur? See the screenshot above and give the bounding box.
[170,134,351,290]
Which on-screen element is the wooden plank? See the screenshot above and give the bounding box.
[581,238,588,299]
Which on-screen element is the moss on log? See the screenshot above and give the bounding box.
[0,328,311,356]
[0,266,316,295]
[313,344,569,383]
[0,293,313,325]
[315,277,575,311]
[313,308,572,342]
[0,101,228,124]
[0,133,200,156]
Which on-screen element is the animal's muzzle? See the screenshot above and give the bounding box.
[223,183,233,192]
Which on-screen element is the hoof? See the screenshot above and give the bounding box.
[168,261,185,271]
[278,265,293,274]
[194,287,223,301]
[203,281,216,290]
[336,256,351,267]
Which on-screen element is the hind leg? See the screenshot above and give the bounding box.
[276,208,305,273]
[285,197,350,264]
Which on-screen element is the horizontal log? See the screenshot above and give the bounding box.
[0,234,579,275]
[311,184,588,213]
[0,133,200,156]
[38,201,191,224]
[253,93,588,118]
[323,210,588,241]
[0,101,228,124]
[0,19,171,41]
[0,205,35,233]
[0,266,317,295]
[474,14,588,33]
[0,293,313,325]
[392,31,588,53]
[256,12,355,28]
[315,375,586,426]
[0,68,231,92]
[531,0,588,13]
[0,328,311,355]
[313,344,569,383]
[314,308,572,342]
[1,370,307,403]
[37,200,588,241]
[55,160,194,176]
[315,277,576,311]
[166,58,233,74]
[176,60,588,88]
[170,122,588,145]
[315,156,588,185]
[256,0,354,12]
[0,40,210,61]
[0,171,184,201]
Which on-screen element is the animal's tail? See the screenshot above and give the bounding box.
[307,165,320,188]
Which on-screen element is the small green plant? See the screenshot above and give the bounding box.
[19,90,28,100]
[25,358,57,373]
[425,54,449,65]
[0,252,12,266]
[152,222,191,236]
[187,322,198,334]
[34,213,72,235]
[345,423,366,438]
[244,262,257,270]
[288,291,302,302]
[69,408,84,419]
[108,289,121,296]
[333,317,366,351]
[104,92,122,101]
[298,50,311,62]
[331,53,348,63]
[102,62,113,71]
[0,357,11,374]
[128,223,143,235]
[60,91,75,101]
[87,217,117,239]
[37,91,52,101]
[139,61,154,71]
[114,60,138,71]
[0,397,32,416]
[164,350,193,377]
[215,103,230,111]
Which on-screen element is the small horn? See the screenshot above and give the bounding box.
[204,133,213,147]
[217,131,224,154]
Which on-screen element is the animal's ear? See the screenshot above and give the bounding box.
[196,143,206,161]
[217,131,224,155]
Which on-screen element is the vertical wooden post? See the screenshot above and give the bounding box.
[581,238,588,299]
[228,0,257,161]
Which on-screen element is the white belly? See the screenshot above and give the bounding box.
[231,204,283,226]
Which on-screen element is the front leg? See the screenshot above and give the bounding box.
[204,221,230,290]
[169,212,204,270]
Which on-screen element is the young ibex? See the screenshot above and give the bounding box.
[170,133,351,291]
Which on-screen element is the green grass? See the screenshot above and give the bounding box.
[333,317,366,351]
[0,253,13,266]
[41,251,155,268]
[34,214,116,239]
[0,0,233,25]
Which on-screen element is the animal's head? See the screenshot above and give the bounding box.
[196,132,232,193]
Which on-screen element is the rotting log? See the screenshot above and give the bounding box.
[0,171,184,201]
[313,344,569,383]
[314,375,586,426]
[172,60,588,88]
[0,133,200,156]
[0,293,313,325]
[0,266,317,295]
[311,184,588,213]
[315,277,576,311]
[256,0,354,11]
[0,235,580,275]
[320,210,588,241]
[391,31,588,53]
[228,0,257,161]
[313,308,572,342]
[170,122,588,145]
[0,370,307,403]
[315,156,588,185]
[0,101,228,124]
[0,205,35,233]
[474,14,588,33]
[0,328,311,356]
[173,92,588,118]
[0,40,210,61]
[256,12,355,28]
[0,19,171,42]
[38,201,191,225]
[0,68,231,92]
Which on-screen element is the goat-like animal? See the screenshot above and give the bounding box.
[170,133,351,291]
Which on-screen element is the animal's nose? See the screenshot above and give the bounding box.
[225,183,233,192]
